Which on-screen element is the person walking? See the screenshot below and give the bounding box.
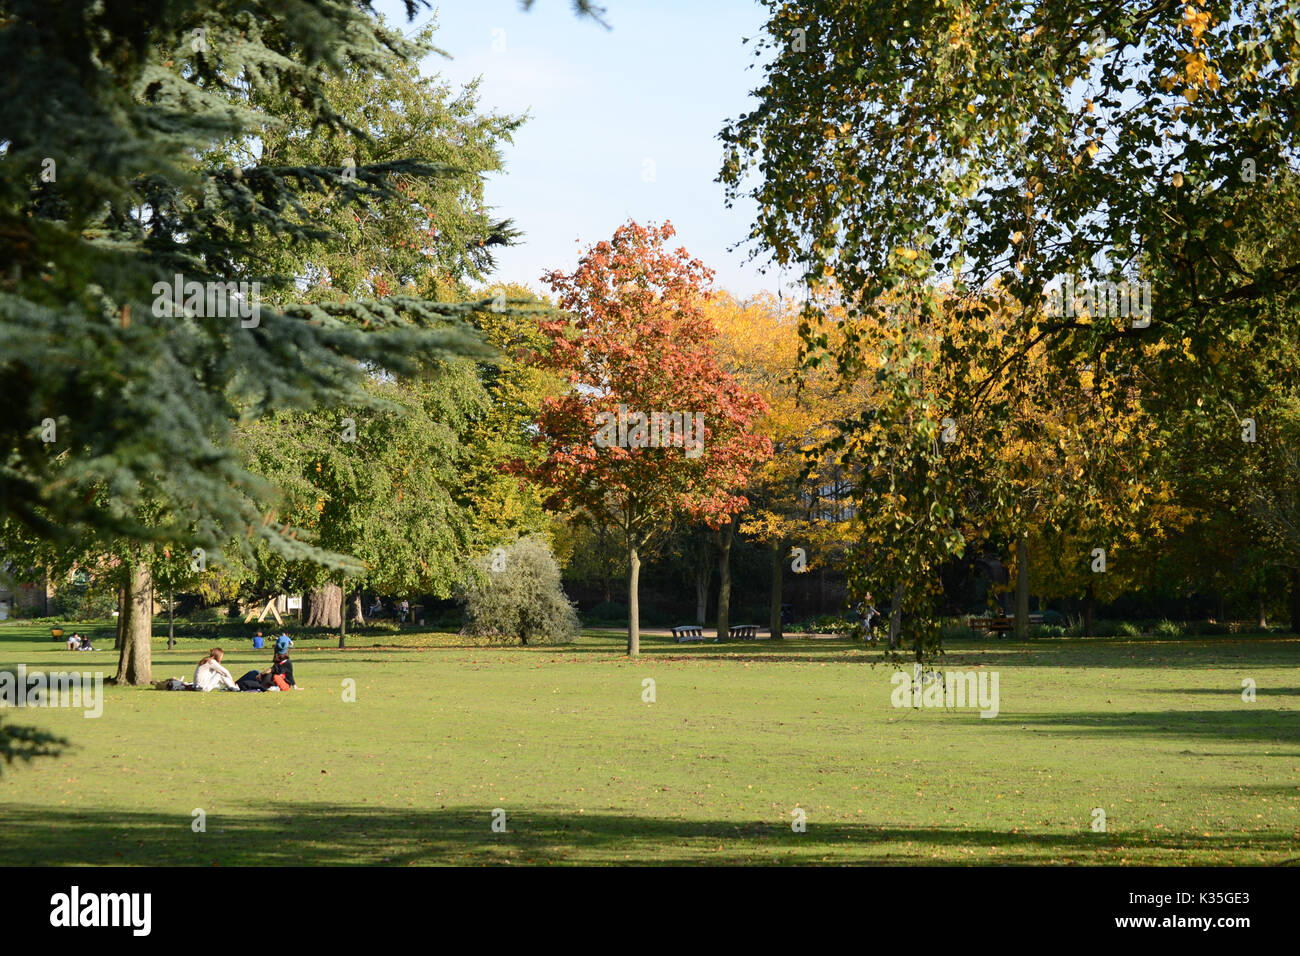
[860,593,881,641]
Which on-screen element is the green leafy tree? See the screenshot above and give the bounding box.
[240,369,484,645]
[0,2,518,682]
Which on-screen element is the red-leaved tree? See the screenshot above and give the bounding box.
[530,221,772,655]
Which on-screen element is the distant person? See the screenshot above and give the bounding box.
[368,597,383,618]
[397,599,409,623]
[66,632,80,650]
[860,593,880,641]
[194,648,239,692]
[77,634,95,651]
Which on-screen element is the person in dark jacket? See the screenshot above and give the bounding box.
[260,651,298,689]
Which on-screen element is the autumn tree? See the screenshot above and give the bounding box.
[707,290,863,639]
[720,1,1300,652]
[530,222,772,655]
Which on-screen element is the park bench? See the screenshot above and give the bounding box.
[969,615,1014,638]
[672,625,707,643]
[728,624,759,640]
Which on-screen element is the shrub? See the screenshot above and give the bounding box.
[804,614,854,634]
[1117,621,1143,638]
[461,538,579,646]
[1030,624,1067,638]
[186,606,231,623]
[941,619,972,642]
[1153,619,1184,638]
[51,581,118,621]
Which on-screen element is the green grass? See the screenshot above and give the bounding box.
[0,622,1297,865]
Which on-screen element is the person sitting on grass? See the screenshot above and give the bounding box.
[77,633,95,651]
[66,631,80,650]
[193,648,239,692]
[260,634,300,690]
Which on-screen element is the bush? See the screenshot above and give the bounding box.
[1030,623,1067,638]
[186,606,231,623]
[461,538,579,645]
[801,614,854,634]
[1116,621,1143,638]
[1153,619,1184,638]
[941,619,972,641]
[51,581,118,621]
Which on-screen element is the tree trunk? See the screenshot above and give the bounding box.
[114,559,153,685]
[599,522,614,604]
[348,590,365,626]
[1084,580,1095,637]
[1014,537,1030,639]
[887,582,904,650]
[715,518,735,640]
[305,584,342,629]
[627,544,641,657]
[694,534,711,625]
[167,585,175,650]
[1256,593,1267,630]
[769,540,784,640]
[338,579,348,649]
[114,584,126,650]
[1291,569,1300,634]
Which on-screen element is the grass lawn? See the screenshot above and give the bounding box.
[0,622,1296,865]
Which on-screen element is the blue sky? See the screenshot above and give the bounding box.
[376,0,777,298]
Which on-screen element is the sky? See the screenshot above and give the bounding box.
[376,0,779,299]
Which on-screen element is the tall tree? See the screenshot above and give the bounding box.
[1,1,503,682]
[720,1,1300,652]
[530,222,772,654]
[707,291,862,639]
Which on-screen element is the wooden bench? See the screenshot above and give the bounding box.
[672,625,708,643]
[728,624,759,640]
[969,615,1014,637]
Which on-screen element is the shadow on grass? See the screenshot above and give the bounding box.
[1152,687,1300,697]
[0,803,1293,866]
[1010,709,1300,748]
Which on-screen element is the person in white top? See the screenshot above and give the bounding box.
[193,648,239,692]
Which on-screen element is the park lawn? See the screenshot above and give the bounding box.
[0,623,1296,865]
